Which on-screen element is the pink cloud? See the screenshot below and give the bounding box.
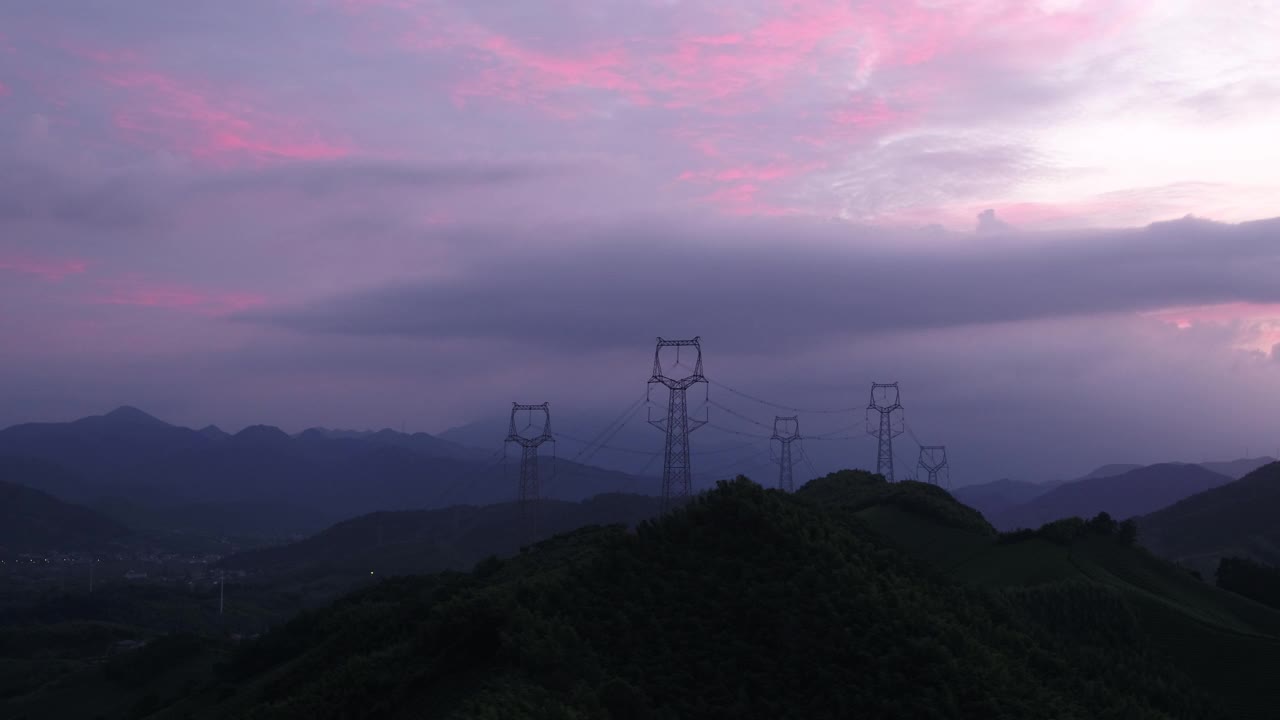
[70,43,348,164]
[679,159,824,183]
[676,159,823,214]
[978,199,1147,229]
[452,35,646,114]
[699,182,799,217]
[669,154,829,215]
[422,210,453,226]
[1145,303,1280,356]
[443,1,1119,115]
[826,97,911,138]
[1147,302,1280,326]
[95,279,265,316]
[332,0,1140,218]
[0,80,9,98]
[0,256,89,281]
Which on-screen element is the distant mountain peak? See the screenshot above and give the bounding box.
[199,425,229,440]
[98,406,167,425]
[1079,463,1144,480]
[232,424,293,446]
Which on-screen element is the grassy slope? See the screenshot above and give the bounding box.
[847,477,1280,719]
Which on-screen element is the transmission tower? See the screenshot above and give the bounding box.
[648,337,708,510]
[771,416,801,492]
[866,382,904,481]
[917,445,949,486]
[505,402,553,539]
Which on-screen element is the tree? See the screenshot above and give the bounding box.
[1088,512,1117,536]
[1116,519,1138,546]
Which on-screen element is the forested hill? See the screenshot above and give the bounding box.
[220,493,663,578]
[66,470,1280,720]
[0,480,132,553]
[1140,461,1280,575]
[989,462,1233,531]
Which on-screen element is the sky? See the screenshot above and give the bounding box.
[1,0,1279,484]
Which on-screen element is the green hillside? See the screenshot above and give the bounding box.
[8,470,1280,719]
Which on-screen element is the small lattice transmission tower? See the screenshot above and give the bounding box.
[917,445,949,486]
[648,337,708,510]
[505,402,554,539]
[866,382,904,481]
[771,416,801,492]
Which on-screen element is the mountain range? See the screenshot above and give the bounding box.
[954,458,1275,531]
[1140,461,1280,577]
[988,463,1236,530]
[0,407,653,537]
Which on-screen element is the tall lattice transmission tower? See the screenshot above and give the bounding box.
[505,402,554,539]
[648,337,707,510]
[917,445,949,486]
[867,382,904,481]
[771,416,801,492]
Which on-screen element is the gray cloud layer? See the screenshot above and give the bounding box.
[239,215,1280,352]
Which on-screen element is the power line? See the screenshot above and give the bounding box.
[705,422,773,440]
[808,424,863,439]
[706,398,774,431]
[553,431,657,456]
[917,445,949,486]
[576,397,650,466]
[700,447,775,482]
[804,433,867,441]
[570,393,647,464]
[698,441,762,455]
[903,420,925,450]
[798,442,821,484]
[709,379,862,415]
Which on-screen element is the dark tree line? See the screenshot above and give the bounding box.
[1217,556,1280,610]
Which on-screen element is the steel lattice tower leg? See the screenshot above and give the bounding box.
[867,383,904,482]
[506,402,553,542]
[876,410,894,481]
[648,337,707,511]
[519,443,539,531]
[772,416,800,492]
[779,440,793,492]
[661,385,693,502]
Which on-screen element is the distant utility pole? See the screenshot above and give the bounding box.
[506,402,554,540]
[917,445,949,486]
[867,382,904,481]
[771,416,801,492]
[648,337,708,510]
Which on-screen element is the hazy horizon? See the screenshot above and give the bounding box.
[3,1,1279,486]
